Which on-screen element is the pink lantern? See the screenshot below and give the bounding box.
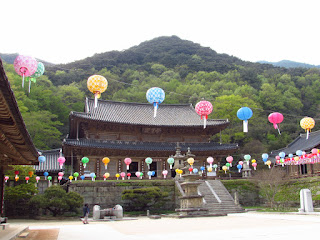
[162,170,168,179]
[4,176,9,182]
[135,172,141,178]
[124,158,132,170]
[207,156,214,168]
[268,112,284,134]
[58,172,64,177]
[25,176,30,183]
[252,162,257,170]
[58,176,63,182]
[238,161,244,166]
[226,156,233,167]
[195,100,213,128]
[57,157,66,169]
[127,173,131,180]
[120,172,126,180]
[14,55,38,88]
[35,176,40,183]
[312,148,318,155]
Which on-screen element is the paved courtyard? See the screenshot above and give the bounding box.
[2,212,320,240]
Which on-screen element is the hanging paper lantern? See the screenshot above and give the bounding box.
[226,156,233,167]
[252,162,257,170]
[14,171,19,177]
[102,157,110,170]
[237,107,253,132]
[90,173,96,181]
[222,165,228,174]
[44,172,49,180]
[151,171,155,177]
[266,160,272,169]
[207,167,213,172]
[4,176,9,182]
[80,175,85,181]
[262,153,269,163]
[73,172,79,181]
[244,154,251,165]
[300,117,315,139]
[35,176,40,183]
[124,158,132,170]
[104,172,110,179]
[187,158,194,166]
[238,161,244,166]
[226,163,231,169]
[38,155,46,163]
[162,170,168,178]
[145,157,153,169]
[58,172,64,177]
[58,176,62,182]
[120,172,126,180]
[87,75,108,108]
[135,172,141,178]
[268,112,284,134]
[47,176,52,182]
[188,167,193,174]
[178,169,183,177]
[213,164,218,171]
[115,173,120,180]
[15,176,19,181]
[68,176,73,182]
[207,156,214,168]
[279,152,285,158]
[312,148,318,155]
[200,166,205,173]
[14,55,38,88]
[146,87,165,117]
[25,176,30,183]
[193,168,199,174]
[167,157,174,169]
[127,173,131,180]
[57,157,66,169]
[251,159,256,164]
[195,100,213,129]
[147,171,153,179]
[237,164,242,173]
[27,62,45,93]
[296,150,303,156]
[82,157,89,168]
[28,171,33,177]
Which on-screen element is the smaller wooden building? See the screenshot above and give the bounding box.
[62,98,238,179]
[271,130,320,178]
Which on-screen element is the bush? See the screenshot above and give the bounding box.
[122,187,168,211]
[29,185,83,217]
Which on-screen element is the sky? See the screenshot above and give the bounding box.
[2,0,320,65]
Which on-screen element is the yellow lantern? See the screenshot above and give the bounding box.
[251,159,256,163]
[187,158,194,166]
[102,157,110,170]
[294,156,299,161]
[207,167,213,172]
[300,117,315,139]
[115,173,120,180]
[222,165,228,174]
[266,160,272,169]
[69,176,73,182]
[104,172,110,180]
[175,168,180,173]
[87,75,108,108]
[178,169,183,177]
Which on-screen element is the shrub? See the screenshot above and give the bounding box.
[29,185,83,217]
[122,187,168,211]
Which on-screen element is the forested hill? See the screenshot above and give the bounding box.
[2,36,320,163]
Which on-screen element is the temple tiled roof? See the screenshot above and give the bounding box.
[63,138,238,152]
[34,148,64,172]
[271,130,320,157]
[70,98,229,127]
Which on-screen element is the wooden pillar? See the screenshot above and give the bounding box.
[0,167,4,217]
[96,157,100,178]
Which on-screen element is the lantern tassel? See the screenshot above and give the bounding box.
[243,120,248,132]
[28,78,31,93]
[170,165,172,169]
[127,165,129,170]
[203,117,207,129]
[277,126,281,135]
[94,93,98,108]
[22,73,25,88]
[153,102,158,118]
[306,129,310,139]
[105,165,107,170]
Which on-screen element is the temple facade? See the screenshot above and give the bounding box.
[62,98,238,179]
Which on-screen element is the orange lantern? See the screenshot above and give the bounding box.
[102,157,110,170]
[87,75,108,108]
[300,117,315,139]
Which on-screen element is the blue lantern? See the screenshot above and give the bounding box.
[237,107,253,132]
[296,150,302,156]
[38,155,46,163]
[193,168,199,174]
[44,171,49,180]
[237,164,243,173]
[147,171,153,179]
[262,153,268,163]
[146,87,165,117]
[279,152,285,158]
[200,166,205,173]
[80,175,85,180]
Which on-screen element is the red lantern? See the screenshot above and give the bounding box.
[268,112,283,134]
[25,176,30,183]
[189,167,193,174]
[127,173,132,180]
[14,171,19,178]
[195,100,213,129]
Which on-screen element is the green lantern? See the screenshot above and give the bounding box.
[82,157,89,168]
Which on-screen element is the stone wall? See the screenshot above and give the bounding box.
[68,180,178,211]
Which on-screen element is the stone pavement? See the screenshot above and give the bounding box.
[2,212,320,240]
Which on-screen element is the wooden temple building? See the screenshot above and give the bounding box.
[271,130,320,178]
[0,58,39,218]
[62,98,238,179]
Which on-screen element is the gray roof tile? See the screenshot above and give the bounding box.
[70,98,229,127]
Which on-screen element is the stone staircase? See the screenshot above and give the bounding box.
[198,180,244,214]
[175,179,244,214]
